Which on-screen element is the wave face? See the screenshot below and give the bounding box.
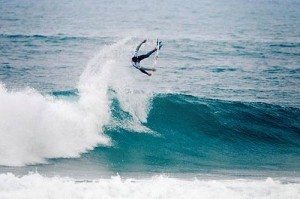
[72,93,299,173]
[2,87,299,172]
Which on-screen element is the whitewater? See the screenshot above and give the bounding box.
[0,173,299,199]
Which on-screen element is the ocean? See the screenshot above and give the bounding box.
[0,0,299,198]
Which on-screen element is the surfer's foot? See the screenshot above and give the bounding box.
[156,40,163,50]
[158,42,163,50]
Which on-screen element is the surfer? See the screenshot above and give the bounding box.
[131,39,162,76]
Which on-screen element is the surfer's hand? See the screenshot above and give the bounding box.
[142,39,147,43]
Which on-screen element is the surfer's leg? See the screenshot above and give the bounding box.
[140,67,156,72]
[137,48,157,61]
[139,69,152,76]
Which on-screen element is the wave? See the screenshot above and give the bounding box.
[90,93,300,172]
[0,173,299,199]
[0,38,299,171]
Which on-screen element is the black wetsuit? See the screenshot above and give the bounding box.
[131,49,157,75]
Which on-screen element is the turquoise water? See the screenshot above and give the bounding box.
[0,1,300,197]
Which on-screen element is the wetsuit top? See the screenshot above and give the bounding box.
[131,50,141,69]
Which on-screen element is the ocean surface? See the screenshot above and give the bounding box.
[0,0,300,198]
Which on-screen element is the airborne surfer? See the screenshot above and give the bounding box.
[131,39,162,76]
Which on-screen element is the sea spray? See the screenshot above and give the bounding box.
[80,38,155,130]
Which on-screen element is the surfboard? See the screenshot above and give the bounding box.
[152,39,160,68]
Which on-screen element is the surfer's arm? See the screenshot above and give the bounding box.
[135,39,147,52]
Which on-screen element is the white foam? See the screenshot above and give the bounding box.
[0,78,110,166]
[0,173,299,199]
